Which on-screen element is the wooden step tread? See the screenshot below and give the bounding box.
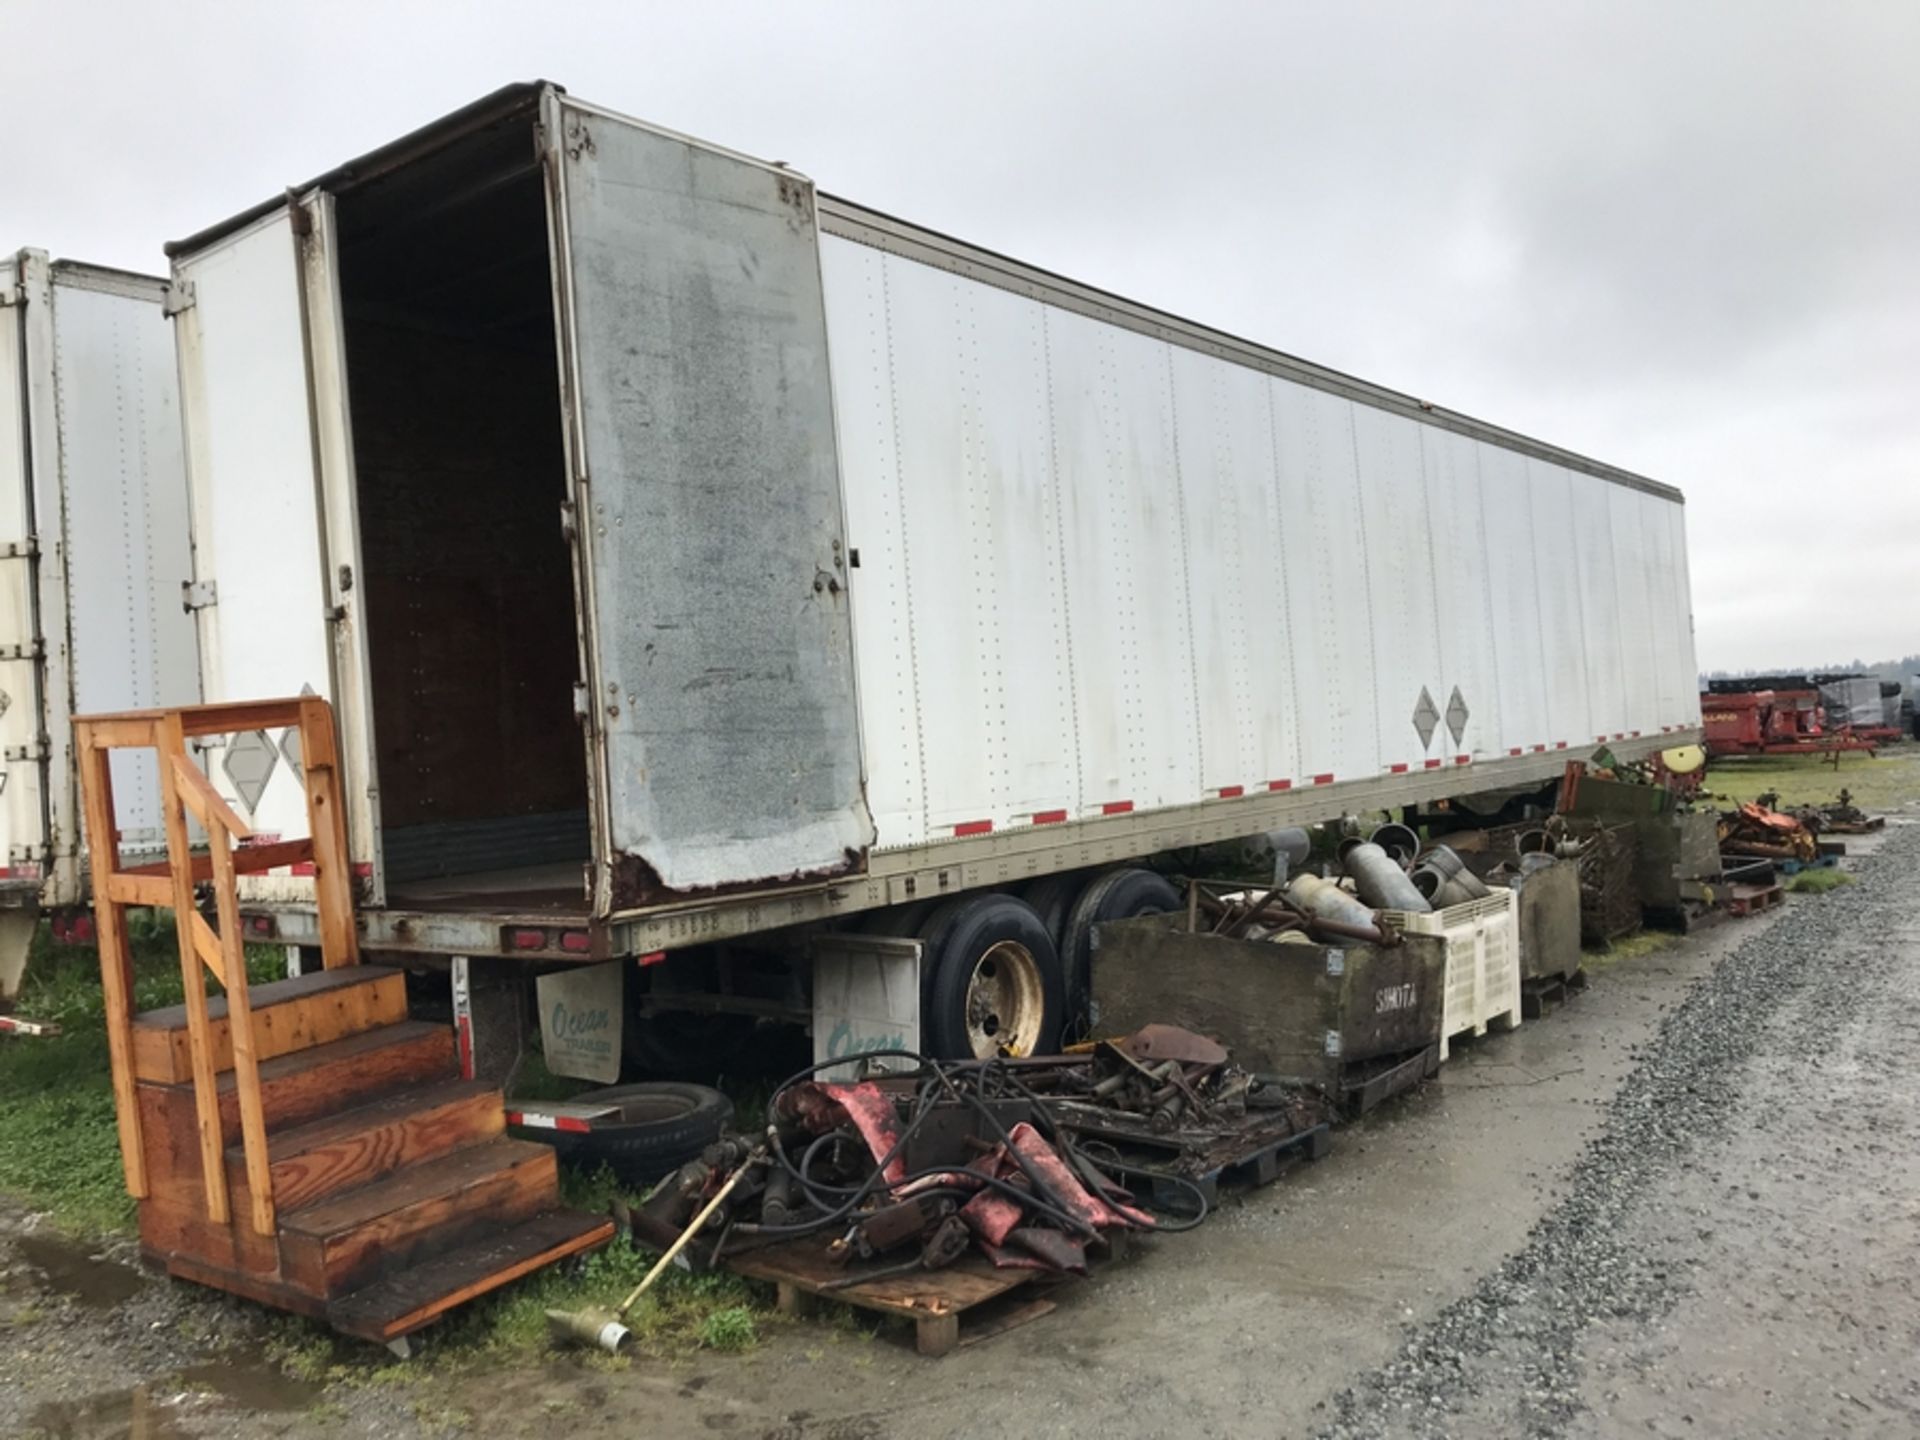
[226,1079,504,1215]
[136,1022,459,1156]
[132,966,408,1084]
[217,1021,453,1097]
[281,1137,555,1238]
[134,965,398,1031]
[278,1137,559,1296]
[327,1209,616,1342]
[249,1079,499,1162]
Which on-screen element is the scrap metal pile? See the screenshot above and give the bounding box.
[1718,799,1816,864]
[612,1029,1328,1300]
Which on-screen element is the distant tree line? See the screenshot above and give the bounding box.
[1700,654,1920,693]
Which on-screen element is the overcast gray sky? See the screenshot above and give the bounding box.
[9,1,1916,675]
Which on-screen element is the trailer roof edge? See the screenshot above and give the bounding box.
[818,194,1684,505]
[163,81,558,259]
[161,79,1683,505]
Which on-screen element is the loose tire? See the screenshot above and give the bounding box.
[916,893,1065,1060]
[535,1081,733,1185]
[1061,867,1182,1039]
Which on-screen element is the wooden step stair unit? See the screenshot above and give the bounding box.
[76,698,613,1345]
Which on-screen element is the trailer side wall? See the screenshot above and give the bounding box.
[818,228,1700,854]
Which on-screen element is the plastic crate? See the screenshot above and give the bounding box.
[1382,889,1520,1060]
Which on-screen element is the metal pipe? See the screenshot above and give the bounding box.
[1266,827,1313,885]
[1368,823,1421,869]
[1283,873,1378,931]
[1343,842,1431,912]
[1417,844,1489,899]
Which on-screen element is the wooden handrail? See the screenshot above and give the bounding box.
[74,696,362,1240]
[168,752,252,838]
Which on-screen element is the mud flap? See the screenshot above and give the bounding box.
[0,904,37,1004]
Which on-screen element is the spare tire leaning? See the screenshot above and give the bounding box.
[530,1082,733,1186]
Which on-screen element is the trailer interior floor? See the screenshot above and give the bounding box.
[383,862,589,915]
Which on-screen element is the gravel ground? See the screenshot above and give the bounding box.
[1320,819,1920,1439]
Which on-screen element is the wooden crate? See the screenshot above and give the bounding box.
[1090,914,1445,1088]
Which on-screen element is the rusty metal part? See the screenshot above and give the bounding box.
[851,1195,952,1259]
[1115,1023,1228,1069]
[1150,1089,1189,1134]
[760,1163,794,1227]
[1003,1226,1089,1274]
[921,1213,972,1270]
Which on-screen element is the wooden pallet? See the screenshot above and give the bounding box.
[1726,881,1785,917]
[1138,1122,1330,1213]
[1521,969,1588,1020]
[728,1238,1074,1357]
[1340,1045,1440,1117]
[1822,818,1883,834]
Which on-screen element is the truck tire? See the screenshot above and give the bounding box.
[1019,870,1096,951]
[538,1082,733,1185]
[917,893,1064,1060]
[1061,867,1182,1039]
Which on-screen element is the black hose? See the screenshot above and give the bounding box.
[754,1049,1144,1240]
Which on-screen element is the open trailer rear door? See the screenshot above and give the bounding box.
[541,92,872,914]
[170,200,382,901]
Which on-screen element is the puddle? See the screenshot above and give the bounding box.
[15,1235,144,1309]
[25,1389,184,1440]
[176,1356,320,1412]
[22,1356,319,1439]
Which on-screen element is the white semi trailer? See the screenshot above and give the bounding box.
[161,82,1700,1060]
[0,251,197,1004]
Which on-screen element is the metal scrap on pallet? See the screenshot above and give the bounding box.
[587,1028,1328,1353]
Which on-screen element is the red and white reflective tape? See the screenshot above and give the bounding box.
[1030,809,1067,826]
[1100,800,1134,816]
[0,1015,59,1037]
[505,1109,593,1134]
[451,954,475,1081]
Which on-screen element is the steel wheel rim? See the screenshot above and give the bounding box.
[964,940,1045,1058]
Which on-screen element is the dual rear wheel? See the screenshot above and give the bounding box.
[884,866,1181,1060]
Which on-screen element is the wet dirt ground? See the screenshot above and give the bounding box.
[4,817,1918,1439]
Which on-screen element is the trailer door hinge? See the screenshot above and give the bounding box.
[572,683,590,723]
[0,287,20,309]
[162,281,195,317]
[0,539,39,560]
[0,641,43,661]
[4,738,47,763]
[181,579,218,612]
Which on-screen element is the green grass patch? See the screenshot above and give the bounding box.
[1581,927,1679,975]
[0,921,286,1237]
[260,1217,775,1383]
[1788,867,1855,895]
[1705,746,1920,813]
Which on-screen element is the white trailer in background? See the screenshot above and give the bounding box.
[163,82,1701,1064]
[0,251,197,1003]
